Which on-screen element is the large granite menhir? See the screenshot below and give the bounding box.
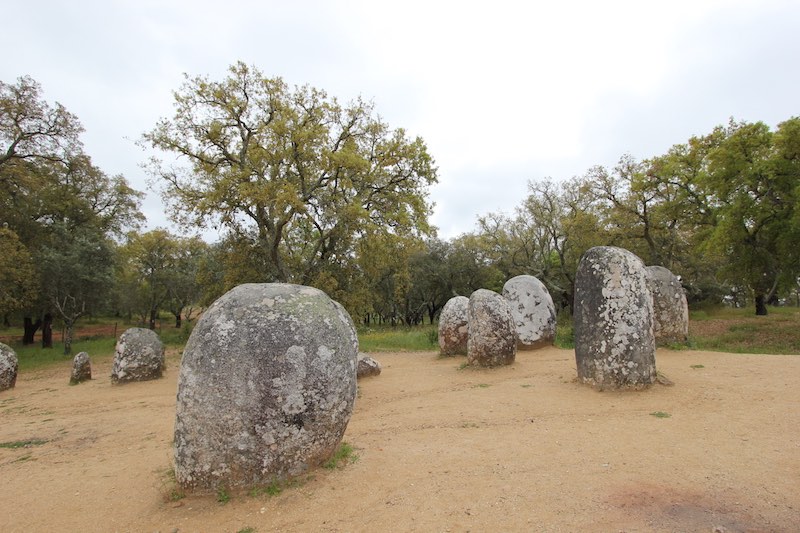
[174,283,358,492]
[111,328,165,384]
[502,275,556,349]
[646,265,689,344]
[467,289,516,367]
[574,246,656,390]
[438,296,469,356]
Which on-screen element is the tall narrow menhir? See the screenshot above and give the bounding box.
[574,246,657,390]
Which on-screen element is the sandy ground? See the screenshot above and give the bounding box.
[1,347,799,533]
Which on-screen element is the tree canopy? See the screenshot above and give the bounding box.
[143,62,438,285]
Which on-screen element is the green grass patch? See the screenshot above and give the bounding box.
[555,313,574,349]
[357,326,438,352]
[11,337,116,372]
[323,442,358,469]
[690,364,705,369]
[689,306,800,354]
[650,411,671,419]
[474,383,490,388]
[0,438,48,449]
[236,528,255,533]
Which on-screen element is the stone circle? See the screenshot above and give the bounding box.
[574,246,656,390]
[174,283,358,491]
[467,289,516,367]
[110,328,165,384]
[502,275,557,349]
[438,296,469,356]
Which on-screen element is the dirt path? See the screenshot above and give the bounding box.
[1,347,799,532]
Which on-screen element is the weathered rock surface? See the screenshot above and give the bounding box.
[502,275,557,350]
[0,342,18,392]
[70,351,91,385]
[467,289,516,367]
[110,328,165,384]
[438,296,469,356]
[574,246,656,390]
[174,283,358,491]
[646,265,689,344]
[357,354,381,378]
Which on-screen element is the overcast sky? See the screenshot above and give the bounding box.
[3,0,798,240]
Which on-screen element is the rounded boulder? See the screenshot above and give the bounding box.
[438,296,469,356]
[467,289,516,367]
[574,246,656,390]
[110,328,165,384]
[174,283,358,491]
[646,265,689,344]
[0,342,18,392]
[502,275,557,349]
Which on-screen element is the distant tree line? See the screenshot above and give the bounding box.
[2,67,798,351]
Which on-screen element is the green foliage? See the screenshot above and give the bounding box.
[650,411,671,419]
[142,62,437,289]
[555,313,575,349]
[323,442,358,469]
[0,228,37,317]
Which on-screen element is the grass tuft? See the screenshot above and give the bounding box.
[323,442,358,469]
[650,411,671,419]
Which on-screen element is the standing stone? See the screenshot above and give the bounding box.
[110,328,165,384]
[502,275,557,350]
[0,342,18,392]
[174,283,358,491]
[467,289,516,367]
[646,265,689,344]
[574,246,656,390]
[438,296,469,356]
[70,351,92,385]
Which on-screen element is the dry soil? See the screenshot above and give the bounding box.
[1,347,799,532]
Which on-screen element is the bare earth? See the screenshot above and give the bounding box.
[1,347,799,533]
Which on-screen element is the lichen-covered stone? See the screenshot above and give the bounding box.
[357,354,381,378]
[110,328,165,384]
[70,351,91,385]
[467,289,516,367]
[502,275,557,350]
[574,246,656,390]
[0,342,18,392]
[646,265,689,344]
[174,283,358,491]
[438,296,469,356]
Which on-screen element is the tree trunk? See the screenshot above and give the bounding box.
[149,308,158,330]
[23,316,42,344]
[2,314,9,328]
[174,312,182,329]
[42,313,53,348]
[754,293,768,316]
[63,320,74,355]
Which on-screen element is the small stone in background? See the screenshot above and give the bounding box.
[357,354,381,378]
[70,351,92,385]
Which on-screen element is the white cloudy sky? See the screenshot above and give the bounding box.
[3,0,798,240]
